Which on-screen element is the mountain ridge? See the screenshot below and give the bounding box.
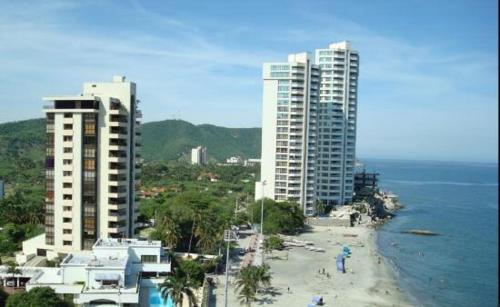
[0,117,261,184]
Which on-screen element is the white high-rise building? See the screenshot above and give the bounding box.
[41,75,141,255]
[255,41,359,216]
[191,146,207,165]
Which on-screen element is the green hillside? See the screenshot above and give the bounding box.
[0,118,261,184]
[0,118,46,186]
[141,119,261,161]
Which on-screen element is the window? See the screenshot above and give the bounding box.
[141,255,158,263]
[277,86,289,92]
[63,206,72,211]
[63,218,72,223]
[270,64,289,71]
[63,147,72,153]
[277,93,289,98]
[64,113,72,118]
[63,171,72,176]
[84,148,96,158]
[84,218,96,229]
[84,159,95,170]
[63,241,72,246]
[270,72,289,78]
[63,229,72,234]
[277,99,289,105]
[84,123,95,135]
[63,124,73,130]
[63,159,72,165]
[63,194,72,200]
[83,171,96,181]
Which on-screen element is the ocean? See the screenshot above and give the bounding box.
[362,159,498,307]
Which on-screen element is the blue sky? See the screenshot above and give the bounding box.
[0,0,497,162]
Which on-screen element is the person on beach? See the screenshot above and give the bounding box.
[287,286,290,293]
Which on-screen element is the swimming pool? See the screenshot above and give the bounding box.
[149,286,175,307]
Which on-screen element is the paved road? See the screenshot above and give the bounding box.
[210,229,260,306]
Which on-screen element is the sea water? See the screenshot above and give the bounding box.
[363,159,498,307]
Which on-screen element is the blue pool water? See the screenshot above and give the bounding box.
[149,286,175,307]
[364,159,498,307]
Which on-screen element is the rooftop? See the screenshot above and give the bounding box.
[93,238,162,248]
[62,253,128,268]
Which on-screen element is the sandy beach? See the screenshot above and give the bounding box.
[213,218,411,307]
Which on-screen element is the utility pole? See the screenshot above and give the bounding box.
[234,198,238,220]
[223,229,237,307]
[260,180,267,264]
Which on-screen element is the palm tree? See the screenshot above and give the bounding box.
[234,266,258,306]
[158,215,181,249]
[6,261,21,287]
[255,264,271,290]
[159,270,198,307]
[234,264,272,306]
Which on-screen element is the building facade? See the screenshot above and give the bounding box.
[42,76,141,255]
[256,42,359,215]
[191,146,207,165]
[11,238,171,306]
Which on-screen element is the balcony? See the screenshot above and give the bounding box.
[108,222,127,234]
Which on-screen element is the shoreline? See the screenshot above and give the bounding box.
[255,220,412,306]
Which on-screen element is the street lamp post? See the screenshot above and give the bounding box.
[223,229,237,307]
[260,180,266,263]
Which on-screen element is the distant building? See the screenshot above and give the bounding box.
[354,171,379,195]
[0,180,4,200]
[191,146,208,165]
[244,158,261,167]
[226,156,243,165]
[14,238,171,306]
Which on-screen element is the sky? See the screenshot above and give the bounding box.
[0,0,497,163]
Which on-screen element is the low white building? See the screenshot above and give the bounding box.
[244,158,260,167]
[21,238,171,306]
[226,156,243,165]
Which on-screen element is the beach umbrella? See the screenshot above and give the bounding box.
[336,254,344,272]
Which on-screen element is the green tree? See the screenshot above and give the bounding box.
[314,199,326,216]
[6,261,20,280]
[249,200,305,235]
[6,287,69,307]
[263,235,284,255]
[159,270,198,307]
[234,266,258,306]
[178,260,205,288]
[152,215,181,249]
[0,287,8,307]
[234,265,272,306]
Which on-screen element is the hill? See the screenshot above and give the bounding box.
[0,118,46,185]
[0,118,261,184]
[141,119,261,161]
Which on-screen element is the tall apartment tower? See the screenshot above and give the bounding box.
[191,146,208,165]
[43,76,141,253]
[255,41,359,215]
